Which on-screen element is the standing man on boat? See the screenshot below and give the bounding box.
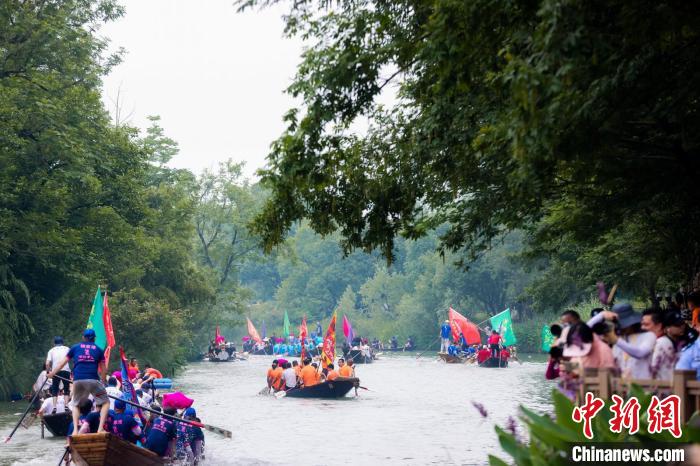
[45,336,71,413]
[47,329,110,436]
[440,320,452,353]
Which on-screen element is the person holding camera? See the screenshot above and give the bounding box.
[587,303,656,379]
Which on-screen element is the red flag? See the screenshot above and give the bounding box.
[321,312,337,369]
[247,318,262,344]
[215,325,225,345]
[448,307,481,345]
[102,294,116,368]
[300,316,308,361]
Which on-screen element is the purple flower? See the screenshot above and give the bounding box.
[471,401,488,418]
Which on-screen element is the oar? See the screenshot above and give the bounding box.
[57,446,69,466]
[415,337,440,359]
[53,375,232,439]
[4,376,49,443]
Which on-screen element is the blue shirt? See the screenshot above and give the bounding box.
[676,340,700,379]
[441,324,452,339]
[145,417,177,457]
[110,411,139,443]
[67,342,104,381]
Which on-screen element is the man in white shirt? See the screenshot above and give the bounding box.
[105,376,123,410]
[45,336,71,412]
[39,395,66,417]
[282,362,297,390]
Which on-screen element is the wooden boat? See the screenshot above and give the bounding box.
[42,411,72,437]
[346,349,373,364]
[438,352,465,364]
[478,357,508,368]
[69,433,166,466]
[283,377,359,399]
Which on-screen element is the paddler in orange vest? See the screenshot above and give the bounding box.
[272,361,284,391]
[266,360,279,392]
[325,363,339,381]
[300,358,317,387]
[339,358,354,377]
[292,360,301,378]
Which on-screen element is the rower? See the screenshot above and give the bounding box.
[145,407,177,458]
[267,360,278,391]
[300,358,317,387]
[47,329,110,436]
[339,359,354,377]
[38,391,66,418]
[477,345,491,364]
[109,399,141,444]
[325,363,339,381]
[292,360,301,377]
[282,362,297,391]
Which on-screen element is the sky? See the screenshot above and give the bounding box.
[100,0,303,179]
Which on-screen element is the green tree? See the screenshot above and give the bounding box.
[244,0,700,289]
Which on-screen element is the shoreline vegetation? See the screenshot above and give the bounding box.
[3,1,698,402]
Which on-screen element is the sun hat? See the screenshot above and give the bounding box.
[612,303,642,329]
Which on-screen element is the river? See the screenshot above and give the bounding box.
[1,353,552,465]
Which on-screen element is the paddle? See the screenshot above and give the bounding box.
[4,376,49,443]
[258,386,271,396]
[52,375,232,439]
[57,446,69,466]
[415,337,440,359]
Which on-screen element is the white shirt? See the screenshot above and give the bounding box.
[612,331,657,379]
[139,391,153,405]
[105,386,123,410]
[283,367,297,388]
[46,345,71,373]
[40,397,65,415]
[33,371,48,393]
[651,335,677,381]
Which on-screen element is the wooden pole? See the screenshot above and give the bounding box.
[52,375,232,439]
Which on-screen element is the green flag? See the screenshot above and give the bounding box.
[283,310,290,338]
[86,286,106,349]
[541,324,555,352]
[489,308,517,346]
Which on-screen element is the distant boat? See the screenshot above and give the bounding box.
[283,377,359,399]
[346,349,373,364]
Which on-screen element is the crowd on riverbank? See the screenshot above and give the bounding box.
[37,330,205,464]
[546,291,700,398]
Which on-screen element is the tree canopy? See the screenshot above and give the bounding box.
[245,0,700,292]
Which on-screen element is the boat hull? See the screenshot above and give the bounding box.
[438,353,465,364]
[284,377,359,399]
[42,411,72,437]
[69,433,166,466]
[478,357,508,368]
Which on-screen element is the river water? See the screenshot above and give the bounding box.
[1,353,552,466]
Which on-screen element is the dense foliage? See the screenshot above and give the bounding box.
[243,0,700,298]
[0,1,219,397]
[239,226,542,348]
